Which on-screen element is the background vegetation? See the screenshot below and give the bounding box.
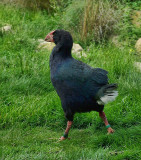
[0,0,141,159]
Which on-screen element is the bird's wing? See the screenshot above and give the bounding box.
[57,59,108,86]
[91,68,108,85]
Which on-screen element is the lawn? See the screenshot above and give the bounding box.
[0,3,141,160]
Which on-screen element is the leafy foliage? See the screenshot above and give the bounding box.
[118,1,141,46]
[1,0,71,12]
[62,0,122,45]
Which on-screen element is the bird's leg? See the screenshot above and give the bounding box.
[99,111,114,134]
[60,121,73,141]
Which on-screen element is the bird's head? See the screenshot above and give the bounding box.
[45,30,55,42]
[45,30,73,50]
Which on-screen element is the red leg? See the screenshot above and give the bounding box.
[60,121,73,141]
[99,111,114,134]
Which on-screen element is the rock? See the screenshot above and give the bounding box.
[135,38,141,54]
[38,39,45,43]
[134,62,141,72]
[72,43,83,53]
[109,35,126,49]
[72,43,87,58]
[74,51,87,58]
[131,11,141,28]
[1,25,12,32]
[82,52,87,57]
[38,40,55,51]
[110,36,120,47]
[38,39,87,58]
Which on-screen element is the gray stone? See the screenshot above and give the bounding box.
[72,43,87,58]
[38,41,55,51]
[109,35,127,49]
[135,38,141,54]
[1,25,12,32]
[38,39,45,43]
[131,10,141,28]
[38,39,87,58]
[72,43,83,53]
[134,62,141,72]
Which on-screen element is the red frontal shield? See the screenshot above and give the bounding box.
[45,30,55,42]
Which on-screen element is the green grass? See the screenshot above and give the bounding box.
[1,126,141,160]
[0,3,141,160]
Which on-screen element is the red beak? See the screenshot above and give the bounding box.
[45,31,55,42]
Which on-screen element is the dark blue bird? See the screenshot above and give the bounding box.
[45,30,118,140]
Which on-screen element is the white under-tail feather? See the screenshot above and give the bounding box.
[97,90,118,105]
[97,91,118,105]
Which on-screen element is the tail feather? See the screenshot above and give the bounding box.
[96,84,118,105]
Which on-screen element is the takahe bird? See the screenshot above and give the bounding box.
[45,30,118,140]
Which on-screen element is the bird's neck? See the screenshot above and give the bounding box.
[53,45,72,59]
[54,41,73,58]
[50,47,72,74]
[59,48,72,58]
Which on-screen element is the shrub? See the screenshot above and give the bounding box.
[62,0,122,45]
[1,0,71,12]
[114,0,141,48]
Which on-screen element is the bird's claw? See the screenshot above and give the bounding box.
[59,136,70,141]
[59,136,66,141]
[107,127,114,134]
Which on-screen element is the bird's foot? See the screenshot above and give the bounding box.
[107,127,114,134]
[59,133,69,141]
[59,136,70,141]
[59,136,67,141]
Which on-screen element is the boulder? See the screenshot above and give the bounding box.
[131,11,141,28]
[110,36,120,47]
[38,39,45,43]
[38,39,87,58]
[134,62,141,72]
[38,40,55,51]
[72,43,87,58]
[1,25,12,32]
[73,51,87,58]
[109,35,127,49]
[72,43,83,53]
[135,38,141,54]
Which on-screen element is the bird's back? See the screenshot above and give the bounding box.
[50,55,108,112]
